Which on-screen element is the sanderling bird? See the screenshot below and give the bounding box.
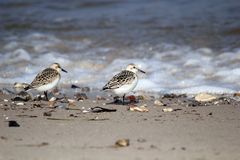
[25,63,67,100]
[102,63,145,104]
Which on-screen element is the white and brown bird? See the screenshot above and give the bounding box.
[25,63,67,100]
[102,63,145,104]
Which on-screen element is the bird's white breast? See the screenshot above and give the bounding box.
[35,77,60,92]
[112,76,138,96]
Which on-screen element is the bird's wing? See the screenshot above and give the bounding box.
[103,70,136,90]
[30,68,59,88]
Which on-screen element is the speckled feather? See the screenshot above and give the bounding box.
[30,68,60,88]
[103,70,136,90]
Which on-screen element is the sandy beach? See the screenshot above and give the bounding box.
[1,88,240,160]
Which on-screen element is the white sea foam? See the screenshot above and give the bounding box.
[1,33,240,94]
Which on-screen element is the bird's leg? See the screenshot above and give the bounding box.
[44,91,49,101]
[122,94,126,105]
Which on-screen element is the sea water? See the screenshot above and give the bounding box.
[0,0,239,94]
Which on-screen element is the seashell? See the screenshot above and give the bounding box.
[154,100,164,106]
[115,139,130,147]
[16,102,25,106]
[49,97,57,102]
[129,104,149,112]
[12,91,32,102]
[82,110,89,113]
[67,99,76,103]
[195,93,217,102]
[74,93,88,100]
[162,107,173,112]
[13,82,30,89]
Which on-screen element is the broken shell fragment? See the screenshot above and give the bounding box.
[74,93,88,100]
[12,91,32,102]
[67,99,76,103]
[154,100,164,106]
[49,97,57,102]
[82,110,90,113]
[16,102,25,106]
[129,104,149,112]
[48,101,56,107]
[162,107,174,112]
[13,82,30,89]
[115,139,130,147]
[43,112,52,117]
[195,93,217,102]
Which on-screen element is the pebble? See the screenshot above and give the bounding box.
[43,112,52,117]
[4,99,8,102]
[195,93,217,102]
[82,110,90,113]
[115,139,130,147]
[16,102,25,106]
[129,104,149,112]
[74,93,88,100]
[162,107,174,112]
[154,100,164,106]
[67,99,76,103]
[49,97,57,102]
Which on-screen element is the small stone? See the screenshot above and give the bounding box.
[71,84,80,89]
[162,107,174,112]
[195,93,217,102]
[115,139,130,147]
[127,95,137,102]
[69,114,75,117]
[136,95,145,100]
[154,100,164,106]
[82,110,89,113]
[13,82,30,89]
[181,147,186,150]
[48,101,56,107]
[43,112,52,117]
[49,97,57,102]
[4,99,8,102]
[81,87,90,92]
[16,102,24,106]
[129,104,149,112]
[12,91,32,102]
[8,120,20,127]
[96,96,106,100]
[137,138,146,143]
[234,93,240,97]
[74,93,88,100]
[68,99,76,103]
[0,136,8,140]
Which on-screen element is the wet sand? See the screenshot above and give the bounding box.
[1,90,240,160]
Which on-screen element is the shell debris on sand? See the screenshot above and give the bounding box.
[195,93,217,102]
[67,99,76,106]
[162,107,174,112]
[49,97,57,102]
[154,100,164,106]
[129,104,149,112]
[115,139,130,147]
[16,102,25,106]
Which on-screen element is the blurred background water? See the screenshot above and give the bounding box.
[0,0,240,93]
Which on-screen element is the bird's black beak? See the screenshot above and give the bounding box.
[61,68,68,73]
[138,68,146,74]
